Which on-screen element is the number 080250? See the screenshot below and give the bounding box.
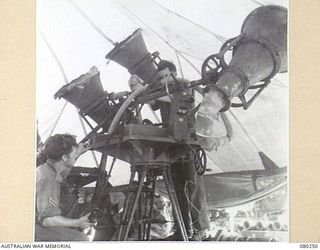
[300,244,319,248]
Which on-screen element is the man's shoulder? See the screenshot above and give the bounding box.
[36,164,55,183]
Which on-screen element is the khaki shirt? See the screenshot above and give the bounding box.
[36,164,62,223]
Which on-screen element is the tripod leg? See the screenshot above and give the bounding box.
[162,167,189,241]
[141,183,147,240]
[117,167,136,241]
[138,170,145,240]
[145,172,156,240]
[121,167,147,241]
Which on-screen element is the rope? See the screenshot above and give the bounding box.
[38,29,69,83]
[39,29,99,165]
[154,0,228,43]
[176,49,205,62]
[115,0,176,51]
[39,29,69,137]
[176,51,201,75]
[251,0,264,6]
[68,0,116,46]
[175,51,184,78]
[39,108,67,127]
[115,0,203,78]
[48,101,68,137]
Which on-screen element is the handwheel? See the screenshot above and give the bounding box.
[201,54,222,84]
[194,148,207,175]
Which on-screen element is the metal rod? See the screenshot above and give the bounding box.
[138,170,143,240]
[78,112,99,167]
[79,113,95,130]
[117,168,137,240]
[148,105,161,123]
[162,166,189,241]
[142,173,148,240]
[91,153,108,206]
[145,174,156,240]
[122,167,148,240]
[48,101,68,137]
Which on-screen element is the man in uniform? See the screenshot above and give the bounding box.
[35,134,94,241]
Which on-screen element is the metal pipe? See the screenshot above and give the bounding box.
[107,85,148,135]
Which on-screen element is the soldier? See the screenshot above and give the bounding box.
[35,134,94,241]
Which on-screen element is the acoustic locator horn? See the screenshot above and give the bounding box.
[105,28,160,84]
[201,5,287,111]
[54,66,112,126]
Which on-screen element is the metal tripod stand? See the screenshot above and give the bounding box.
[117,163,189,241]
[90,123,199,241]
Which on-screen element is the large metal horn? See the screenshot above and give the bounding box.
[105,29,159,83]
[196,5,287,138]
[202,5,287,110]
[217,5,287,104]
[54,66,111,125]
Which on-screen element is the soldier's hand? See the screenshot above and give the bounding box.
[77,213,95,229]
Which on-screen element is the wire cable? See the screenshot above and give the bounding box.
[176,51,201,75]
[38,29,69,137]
[175,51,184,79]
[38,29,69,83]
[251,0,264,6]
[184,180,201,225]
[48,101,68,137]
[39,29,99,165]
[176,49,205,62]
[153,0,228,43]
[68,0,117,46]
